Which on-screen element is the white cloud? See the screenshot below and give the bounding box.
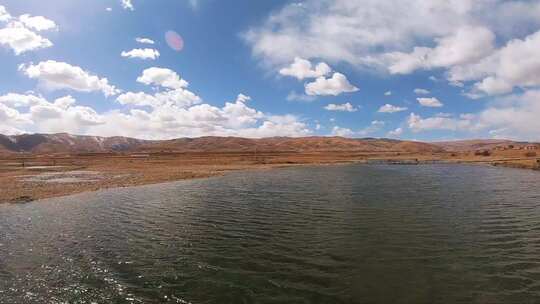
[95,100,309,139]
[0,93,47,107]
[247,1,540,63]
[387,127,403,137]
[0,103,24,122]
[116,92,159,108]
[242,1,540,140]
[244,0,540,133]
[106,7,113,12]
[279,57,331,80]
[3,58,310,138]
[332,126,354,137]
[414,88,429,95]
[378,104,407,113]
[286,91,316,102]
[397,90,540,140]
[0,5,11,22]
[0,6,57,55]
[121,48,160,60]
[385,26,495,74]
[117,89,201,110]
[135,37,155,44]
[324,102,358,112]
[0,93,105,134]
[384,91,392,96]
[121,0,134,11]
[0,91,311,139]
[476,90,540,141]
[235,93,251,103]
[244,1,540,67]
[450,30,540,97]
[358,120,384,136]
[417,97,443,107]
[0,22,53,55]
[20,60,120,96]
[137,67,188,89]
[18,14,57,31]
[407,113,475,133]
[0,5,12,22]
[305,73,358,96]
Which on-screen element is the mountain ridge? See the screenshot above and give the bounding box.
[0,133,538,155]
[0,133,441,154]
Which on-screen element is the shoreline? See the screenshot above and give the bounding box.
[1,152,538,204]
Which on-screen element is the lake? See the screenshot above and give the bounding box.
[2,164,540,303]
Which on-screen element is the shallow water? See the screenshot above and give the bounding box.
[2,164,540,303]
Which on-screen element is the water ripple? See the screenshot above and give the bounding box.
[2,164,540,303]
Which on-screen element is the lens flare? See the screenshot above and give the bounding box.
[165,31,184,51]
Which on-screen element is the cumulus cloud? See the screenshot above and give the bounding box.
[280,58,357,98]
[417,97,443,107]
[244,0,540,141]
[135,37,155,44]
[450,30,540,97]
[331,126,354,137]
[385,26,495,74]
[0,6,56,55]
[384,91,392,96]
[235,93,251,103]
[476,90,540,141]
[18,14,57,31]
[0,24,52,54]
[378,104,407,113]
[117,68,201,109]
[279,57,331,80]
[305,73,358,96]
[0,92,47,107]
[20,61,120,96]
[75,68,312,139]
[121,0,134,11]
[137,67,188,89]
[399,89,540,141]
[245,1,540,66]
[100,96,309,139]
[324,102,358,112]
[0,93,105,135]
[407,113,476,133]
[0,90,311,139]
[0,5,10,22]
[387,127,403,137]
[121,48,160,60]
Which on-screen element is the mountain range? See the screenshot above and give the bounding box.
[0,133,536,155]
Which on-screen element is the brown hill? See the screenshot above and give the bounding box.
[0,133,149,154]
[433,139,531,152]
[138,136,444,153]
[0,133,444,154]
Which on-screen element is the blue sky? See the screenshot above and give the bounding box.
[1,1,540,141]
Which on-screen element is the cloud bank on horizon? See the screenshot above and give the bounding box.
[1,1,540,141]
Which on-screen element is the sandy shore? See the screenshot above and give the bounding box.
[1,151,538,204]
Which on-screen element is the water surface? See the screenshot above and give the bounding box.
[2,164,540,303]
